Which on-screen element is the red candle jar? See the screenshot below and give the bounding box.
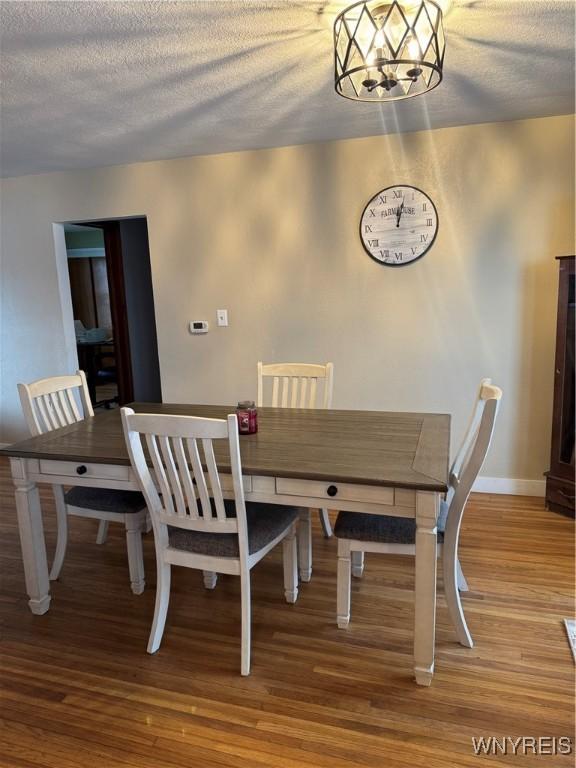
[236,401,258,434]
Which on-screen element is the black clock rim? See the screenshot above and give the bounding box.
[359,184,439,268]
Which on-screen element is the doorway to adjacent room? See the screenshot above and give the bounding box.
[61,217,161,409]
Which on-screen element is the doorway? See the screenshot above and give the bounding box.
[64,217,162,408]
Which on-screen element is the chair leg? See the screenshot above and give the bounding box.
[351,550,364,578]
[297,509,312,583]
[337,541,352,628]
[49,486,68,581]
[203,571,218,589]
[318,508,333,538]
[147,560,171,654]
[240,569,251,676]
[96,520,109,545]
[125,514,146,595]
[456,558,469,592]
[442,545,473,648]
[282,525,298,604]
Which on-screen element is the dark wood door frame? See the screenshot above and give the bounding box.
[83,221,134,405]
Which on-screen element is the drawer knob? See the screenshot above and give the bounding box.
[327,484,338,497]
[76,465,88,475]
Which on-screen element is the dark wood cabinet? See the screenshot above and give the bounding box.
[545,255,575,516]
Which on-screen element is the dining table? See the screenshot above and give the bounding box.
[1,403,450,686]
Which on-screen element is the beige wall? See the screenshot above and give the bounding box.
[1,114,574,481]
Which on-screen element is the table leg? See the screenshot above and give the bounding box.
[297,509,312,582]
[351,550,364,578]
[414,490,438,686]
[11,458,51,615]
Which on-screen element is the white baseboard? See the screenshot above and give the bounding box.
[472,476,546,497]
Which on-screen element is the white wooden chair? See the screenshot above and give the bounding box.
[335,380,502,648]
[121,407,299,676]
[257,361,335,582]
[18,371,147,594]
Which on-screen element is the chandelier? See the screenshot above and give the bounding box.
[334,0,446,102]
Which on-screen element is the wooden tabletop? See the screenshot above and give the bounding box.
[1,403,450,491]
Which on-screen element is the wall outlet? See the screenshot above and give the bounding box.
[216,309,228,327]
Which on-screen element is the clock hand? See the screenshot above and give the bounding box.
[396,201,404,227]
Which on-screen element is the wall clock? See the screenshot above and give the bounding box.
[360,185,438,267]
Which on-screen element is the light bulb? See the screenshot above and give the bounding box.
[407,38,420,58]
[374,29,385,48]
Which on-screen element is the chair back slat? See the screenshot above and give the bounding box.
[298,377,308,408]
[271,376,279,406]
[445,381,502,533]
[18,371,93,437]
[257,362,334,410]
[37,395,56,432]
[203,439,227,522]
[122,410,242,537]
[159,435,187,519]
[449,377,492,488]
[309,378,317,408]
[450,401,483,489]
[280,377,288,407]
[49,392,67,429]
[146,433,176,517]
[173,437,199,520]
[187,437,214,522]
[57,389,74,423]
[66,386,83,421]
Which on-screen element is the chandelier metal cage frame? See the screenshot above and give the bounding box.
[334,0,446,102]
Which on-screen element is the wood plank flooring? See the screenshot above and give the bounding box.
[0,457,573,767]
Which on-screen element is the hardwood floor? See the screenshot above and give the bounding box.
[0,457,573,767]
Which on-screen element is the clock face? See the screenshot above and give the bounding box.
[360,185,438,267]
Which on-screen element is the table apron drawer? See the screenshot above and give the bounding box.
[275,478,394,505]
[147,470,252,494]
[38,460,131,483]
[211,474,253,494]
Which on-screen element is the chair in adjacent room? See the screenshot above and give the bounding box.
[18,371,147,594]
[121,407,299,675]
[334,380,502,648]
[257,361,334,582]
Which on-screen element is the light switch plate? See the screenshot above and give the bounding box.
[216,309,228,327]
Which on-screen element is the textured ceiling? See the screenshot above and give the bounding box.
[0,0,574,177]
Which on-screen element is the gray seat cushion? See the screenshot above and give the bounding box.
[334,499,448,545]
[168,500,300,557]
[65,486,146,514]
